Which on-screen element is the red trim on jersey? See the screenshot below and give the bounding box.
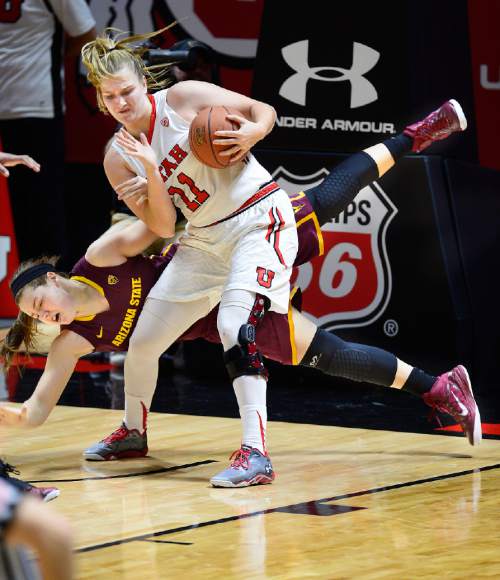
[147,94,157,144]
[204,181,280,227]
[265,208,276,242]
[274,207,286,266]
[265,207,286,266]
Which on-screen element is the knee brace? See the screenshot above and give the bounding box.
[223,295,269,381]
[300,328,397,386]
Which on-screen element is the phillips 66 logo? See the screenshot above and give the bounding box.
[274,167,397,330]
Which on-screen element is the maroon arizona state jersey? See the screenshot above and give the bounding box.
[62,255,168,352]
[63,192,323,362]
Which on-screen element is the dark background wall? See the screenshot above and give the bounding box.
[1,0,498,404]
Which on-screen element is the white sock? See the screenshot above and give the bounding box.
[124,394,149,432]
[233,375,267,453]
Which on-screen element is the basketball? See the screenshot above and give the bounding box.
[189,105,243,168]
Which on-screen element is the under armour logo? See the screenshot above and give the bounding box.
[280,40,380,108]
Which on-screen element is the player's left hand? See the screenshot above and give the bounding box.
[115,175,148,202]
[212,114,263,163]
[115,129,158,171]
[0,152,40,177]
[0,404,28,428]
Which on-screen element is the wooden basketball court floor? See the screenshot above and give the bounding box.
[4,404,500,579]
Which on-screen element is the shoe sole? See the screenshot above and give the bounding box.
[449,99,467,131]
[83,449,148,461]
[456,365,482,446]
[43,489,60,502]
[210,473,275,488]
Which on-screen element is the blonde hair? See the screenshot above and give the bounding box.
[0,256,63,372]
[81,25,176,113]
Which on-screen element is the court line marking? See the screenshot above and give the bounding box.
[28,460,217,483]
[76,461,500,553]
[141,540,193,546]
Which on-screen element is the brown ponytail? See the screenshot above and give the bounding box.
[0,312,38,372]
[0,256,62,373]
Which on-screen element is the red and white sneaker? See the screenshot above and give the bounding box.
[423,365,482,446]
[404,99,467,153]
[83,423,148,461]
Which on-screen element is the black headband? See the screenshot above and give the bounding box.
[10,264,54,299]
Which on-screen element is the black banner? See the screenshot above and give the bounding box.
[445,159,500,396]
[252,0,477,161]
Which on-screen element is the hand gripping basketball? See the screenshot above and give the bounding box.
[188,105,245,168]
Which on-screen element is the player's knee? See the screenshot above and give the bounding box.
[127,332,164,360]
[217,310,240,350]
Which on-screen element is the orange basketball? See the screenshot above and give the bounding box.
[188,105,242,168]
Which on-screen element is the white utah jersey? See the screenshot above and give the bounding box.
[113,88,275,227]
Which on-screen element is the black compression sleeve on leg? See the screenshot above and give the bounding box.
[402,367,436,396]
[382,133,413,161]
[305,151,379,227]
[300,329,398,387]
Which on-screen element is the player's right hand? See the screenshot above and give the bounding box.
[0,404,28,428]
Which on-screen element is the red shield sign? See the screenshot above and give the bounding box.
[274,167,397,330]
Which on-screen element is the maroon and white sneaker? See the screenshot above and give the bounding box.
[423,365,482,446]
[25,484,60,502]
[0,460,60,502]
[404,99,467,153]
[83,423,148,460]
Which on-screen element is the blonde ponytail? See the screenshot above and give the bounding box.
[81,24,177,113]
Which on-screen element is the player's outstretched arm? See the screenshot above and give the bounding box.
[0,331,92,428]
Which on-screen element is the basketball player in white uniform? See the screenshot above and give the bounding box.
[82,27,298,484]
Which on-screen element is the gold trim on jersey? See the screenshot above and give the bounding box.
[288,287,299,365]
[70,276,105,321]
[289,191,306,202]
[161,243,173,257]
[295,211,324,257]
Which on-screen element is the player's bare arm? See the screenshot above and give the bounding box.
[104,146,148,221]
[86,218,159,268]
[0,331,93,428]
[114,129,177,238]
